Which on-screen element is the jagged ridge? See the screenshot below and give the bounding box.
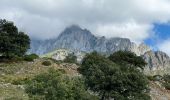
[30,25,170,75]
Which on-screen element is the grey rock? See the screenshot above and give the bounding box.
[143,51,170,75]
[30,25,170,75]
[30,25,150,56]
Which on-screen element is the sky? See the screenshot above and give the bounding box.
[0,0,170,55]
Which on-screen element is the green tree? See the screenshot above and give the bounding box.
[26,68,98,100]
[79,52,150,100]
[108,51,147,70]
[0,19,30,58]
[16,32,30,56]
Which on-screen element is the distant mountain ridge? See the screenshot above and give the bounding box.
[30,25,150,55]
[30,25,170,75]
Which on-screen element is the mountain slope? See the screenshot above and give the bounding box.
[30,25,170,75]
[30,25,150,55]
[143,51,170,75]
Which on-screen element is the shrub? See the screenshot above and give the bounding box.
[163,82,170,90]
[153,75,162,81]
[64,53,77,63]
[147,75,162,81]
[25,68,98,100]
[12,77,31,85]
[147,76,154,81]
[163,74,170,83]
[162,74,170,90]
[24,54,39,62]
[42,61,51,66]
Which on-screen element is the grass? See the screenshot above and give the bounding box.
[0,59,56,99]
[0,58,79,99]
[0,83,29,100]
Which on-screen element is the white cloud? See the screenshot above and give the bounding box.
[158,39,170,56]
[94,21,154,43]
[0,0,170,42]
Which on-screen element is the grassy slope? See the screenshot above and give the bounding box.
[0,58,78,100]
[0,58,170,100]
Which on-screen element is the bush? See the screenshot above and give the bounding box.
[163,74,170,83]
[12,77,31,85]
[147,76,154,81]
[64,53,77,63]
[25,68,98,100]
[162,74,170,90]
[163,82,170,90]
[42,61,51,66]
[24,54,39,62]
[153,75,162,81]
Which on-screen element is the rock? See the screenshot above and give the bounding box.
[143,51,170,75]
[30,25,151,56]
[30,25,170,75]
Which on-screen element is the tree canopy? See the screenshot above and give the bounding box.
[108,51,147,70]
[0,19,30,58]
[79,51,150,100]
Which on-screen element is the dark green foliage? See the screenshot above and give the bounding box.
[153,75,163,81]
[0,56,23,63]
[25,68,98,100]
[0,19,30,58]
[163,74,170,83]
[162,74,170,90]
[108,51,147,70]
[24,54,39,62]
[147,75,163,81]
[12,77,31,85]
[79,51,150,100]
[147,76,155,81]
[163,82,170,90]
[42,61,51,66]
[64,53,77,63]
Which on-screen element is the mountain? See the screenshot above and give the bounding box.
[30,25,150,55]
[143,51,170,75]
[30,25,170,75]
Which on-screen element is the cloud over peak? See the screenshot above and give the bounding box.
[0,0,170,43]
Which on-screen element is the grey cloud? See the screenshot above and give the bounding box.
[0,0,170,42]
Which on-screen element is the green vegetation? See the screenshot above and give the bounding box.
[0,49,157,99]
[0,19,30,58]
[42,60,51,66]
[64,53,77,63]
[79,51,150,100]
[25,68,98,100]
[162,74,170,90]
[108,51,147,69]
[0,83,29,100]
[24,54,39,62]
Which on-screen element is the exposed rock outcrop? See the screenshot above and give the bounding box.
[30,25,150,56]
[30,25,170,75]
[143,51,170,75]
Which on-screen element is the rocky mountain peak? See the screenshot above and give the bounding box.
[30,25,151,55]
[30,25,170,75]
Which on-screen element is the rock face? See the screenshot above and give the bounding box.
[41,49,86,63]
[30,25,151,55]
[143,51,170,75]
[30,25,170,75]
